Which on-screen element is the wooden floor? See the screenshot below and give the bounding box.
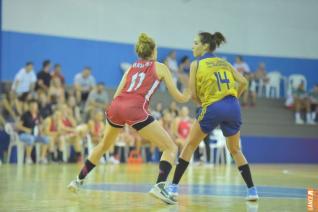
[0,163,317,212]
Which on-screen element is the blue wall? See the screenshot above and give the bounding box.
[241,136,318,163]
[2,31,318,89]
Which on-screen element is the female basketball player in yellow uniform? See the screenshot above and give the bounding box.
[167,32,259,201]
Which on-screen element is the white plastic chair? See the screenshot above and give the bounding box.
[265,71,282,98]
[5,123,24,165]
[209,129,232,165]
[288,74,307,93]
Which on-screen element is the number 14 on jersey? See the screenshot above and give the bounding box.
[214,71,230,91]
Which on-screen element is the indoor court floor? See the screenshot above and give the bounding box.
[0,164,317,211]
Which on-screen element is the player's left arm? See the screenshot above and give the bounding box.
[227,62,248,98]
[113,67,130,98]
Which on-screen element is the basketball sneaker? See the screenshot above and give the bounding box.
[149,182,176,204]
[67,178,84,193]
[166,183,179,200]
[246,187,259,201]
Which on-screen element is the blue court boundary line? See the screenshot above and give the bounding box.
[83,183,307,199]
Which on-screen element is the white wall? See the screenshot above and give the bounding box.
[3,0,318,59]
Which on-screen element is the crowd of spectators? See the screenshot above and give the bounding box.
[0,59,207,165]
[0,53,317,165]
[0,60,108,164]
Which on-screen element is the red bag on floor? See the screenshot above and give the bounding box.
[127,150,143,164]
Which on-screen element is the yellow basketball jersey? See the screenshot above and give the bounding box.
[196,54,237,107]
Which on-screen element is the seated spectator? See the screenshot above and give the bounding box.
[36,60,52,92]
[51,64,65,85]
[44,110,64,162]
[172,106,192,152]
[74,67,96,104]
[160,110,174,138]
[59,104,86,162]
[242,73,257,107]
[178,56,191,90]
[11,62,36,115]
[254,62,269,97]
[84,82,109,121]
[233,56,256,107]
[67,95,82,124]
[0,91,18,122]
[293,82,314,124]
[161,50,179,91]
[0,83,18,122]
[169,101,179,117]
[151,101,163,120]
[179,56,191,76]
[164,50,179,84]
[233,55,250,75]
[38,91,53,120]
[16,100,49,164]
[309,84,318,123]
[88,110,105,146]
[49,76,65,105]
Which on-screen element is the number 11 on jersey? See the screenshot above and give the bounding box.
[127,72,146,92]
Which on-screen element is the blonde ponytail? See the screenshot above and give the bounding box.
[135,33,156,59]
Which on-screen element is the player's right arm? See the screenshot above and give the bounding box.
[228,64,248,98]
[113,67,130,99]
[156,62,190,103]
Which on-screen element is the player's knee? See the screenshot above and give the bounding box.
[163,142,177,154]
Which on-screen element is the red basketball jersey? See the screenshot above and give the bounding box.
[120,60,160,101]
[106,60,161,126]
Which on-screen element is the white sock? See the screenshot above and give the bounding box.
[295,112,301,120]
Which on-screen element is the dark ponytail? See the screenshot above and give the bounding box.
[213,32,226,47]
[199,31,226,52]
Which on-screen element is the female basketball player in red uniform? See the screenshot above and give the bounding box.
[68,33,190,204]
